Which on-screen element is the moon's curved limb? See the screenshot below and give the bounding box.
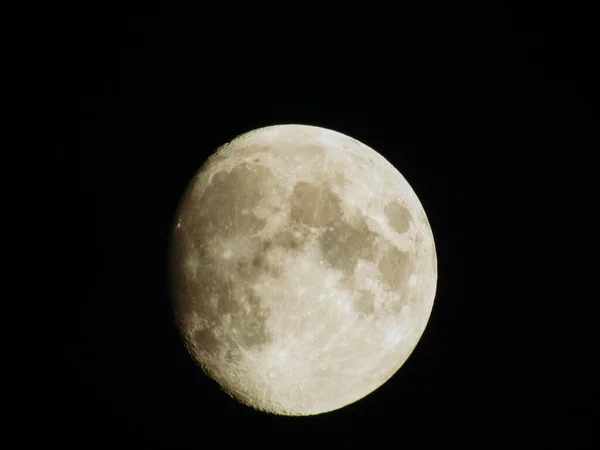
[170,124,437,415]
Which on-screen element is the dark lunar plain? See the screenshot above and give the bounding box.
[49,3,597,448]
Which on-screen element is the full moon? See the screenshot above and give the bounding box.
[169,124,437,416]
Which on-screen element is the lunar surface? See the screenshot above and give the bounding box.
[169,124,437,416]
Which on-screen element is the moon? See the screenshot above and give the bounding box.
[169,124,437,416]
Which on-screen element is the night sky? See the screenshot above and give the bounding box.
[53,5,595,447]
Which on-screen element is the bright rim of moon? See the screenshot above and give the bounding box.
[170,124,437,416]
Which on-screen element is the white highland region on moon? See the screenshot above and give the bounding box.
[170,124,437,416]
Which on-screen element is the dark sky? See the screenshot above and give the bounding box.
[53,4,595,448]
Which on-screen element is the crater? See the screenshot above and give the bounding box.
[290,181,342,227]
[319,216,378,276]
[224,347,241,363]
[384,200,411,234]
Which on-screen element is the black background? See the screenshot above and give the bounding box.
[53,3,596,447]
